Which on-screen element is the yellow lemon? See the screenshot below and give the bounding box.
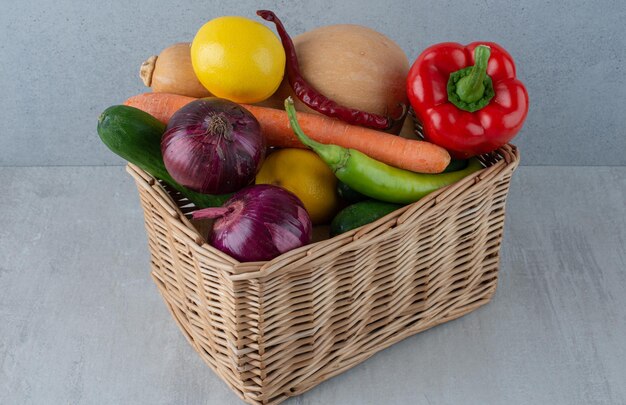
[256,149,340,225]
[191,16,286,103]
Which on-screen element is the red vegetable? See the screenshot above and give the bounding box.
[193,185,312,262]
[161,98,265,194]
[257,10,405,130]
[407,42,529,158]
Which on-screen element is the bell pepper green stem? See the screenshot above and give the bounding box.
[456,45,490,103]
[284,97,349,170]
[447,45,495,112]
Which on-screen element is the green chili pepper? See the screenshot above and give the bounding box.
[284,97,484,205]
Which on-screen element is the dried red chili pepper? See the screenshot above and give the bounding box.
[257,10,405,130]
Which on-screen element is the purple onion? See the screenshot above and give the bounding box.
[192,185,312,262]
[161,98,265,194]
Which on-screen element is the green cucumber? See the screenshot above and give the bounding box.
[443,158,469,173]
[97,105,229,207]
[330,200,403,236]
[337,181,368,203]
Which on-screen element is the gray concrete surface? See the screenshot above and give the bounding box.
[1,0,625,166]
[1,165,625,404]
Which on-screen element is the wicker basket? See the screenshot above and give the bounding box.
[126,143,519,404]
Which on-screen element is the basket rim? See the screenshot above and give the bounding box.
[126,144,519,280]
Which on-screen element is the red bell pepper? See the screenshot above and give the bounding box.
[407,42,529,158]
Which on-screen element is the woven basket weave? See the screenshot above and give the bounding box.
[126,143,519,404]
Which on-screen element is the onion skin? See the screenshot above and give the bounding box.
[193,185,312,262]
[162,98,265,194]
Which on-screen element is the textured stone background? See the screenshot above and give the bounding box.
[1,0,624,166]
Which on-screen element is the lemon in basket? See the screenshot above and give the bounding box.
[256,149,340,225]
[190,16,286,103]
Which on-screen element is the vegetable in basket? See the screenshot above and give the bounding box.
[337,158,467,204]
[337,181,368,204]
[330,200,403,236]
[284,97,483,204]
[161,98,266,194]
[331,159,471,233]
[255,148,340,225]
[407,42,529,158]
[97,105,229,207]
[125,92,450,174]
[192,185,312,262]
[140,43,211,98]
[257,10,406,130]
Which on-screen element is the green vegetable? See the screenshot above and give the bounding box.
[330,200,402,236]
[338,162,468,204]
[284,98,483,204]
[443,158,469,173]
[337,181,367,203]
[97,105,230,207]
[447,45,495,112]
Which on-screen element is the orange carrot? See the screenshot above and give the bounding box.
[124,92,196,124]
[124,93,451,173]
